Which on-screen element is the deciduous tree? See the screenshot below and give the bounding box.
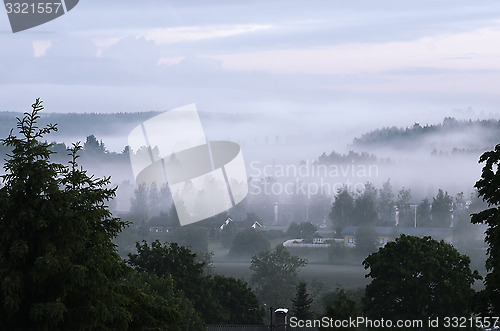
[212,275,264,324]
[250,245,307,307]
[329,187,354,234]
[128,240,263,324]
[362,235,480,323]
[287,221,317,239]
[472,143,500,314]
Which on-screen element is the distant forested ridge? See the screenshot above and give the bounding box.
[0,111,161,140]
[352,117,500,152]
[316,150,385,165]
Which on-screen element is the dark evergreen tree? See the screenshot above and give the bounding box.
[82,134,106,156]
[0,99,130,329]
[291,281,314,320]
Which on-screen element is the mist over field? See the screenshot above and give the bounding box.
[0,110,491,200]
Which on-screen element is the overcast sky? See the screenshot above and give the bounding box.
[1,0,500,157]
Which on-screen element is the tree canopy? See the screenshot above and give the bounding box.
[329,187,354,234]
[128,240,264,324]
[287,222,317,239]
[229,228,270,257]
[0,99,263,329]
[362,235,480,324]
[472,143,500,314]
[250,245,307,307]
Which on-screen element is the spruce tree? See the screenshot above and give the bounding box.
[0,99,130,330]
[291,281,314,320]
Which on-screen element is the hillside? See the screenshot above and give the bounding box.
[352,117,500,153]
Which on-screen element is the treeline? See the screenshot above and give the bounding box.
[329,180,487,233]
[353,117,500,151]
[316,150,380,164]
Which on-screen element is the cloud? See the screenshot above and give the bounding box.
[33,40,52,57]
[1,0,500,148]
[142,24,272,44]
[205,24,500,75]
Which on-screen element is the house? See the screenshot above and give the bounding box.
[147,214,175,234]
[341,226,454,247]
[251,221,263,229]
[148,225,171,234]
[312,237,335,244]
[220,217,234,230]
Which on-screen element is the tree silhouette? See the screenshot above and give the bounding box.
[291,281,314,320]
[363,235,480,324]
[250,245,307,307]
[472,143,500,314]
[0,99,130,329]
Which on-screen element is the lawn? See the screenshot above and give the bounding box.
[209,239,369,290]
[211,261,369,290]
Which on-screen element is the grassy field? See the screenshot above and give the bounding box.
[211,261,369,290]
[208,240,486,291]
[209,239,369,290]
